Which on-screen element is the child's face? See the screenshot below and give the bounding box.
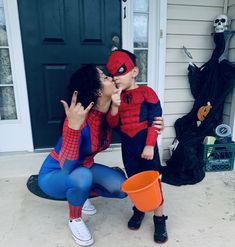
[113,67,139,91]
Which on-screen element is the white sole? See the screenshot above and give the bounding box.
[72,234,94,246]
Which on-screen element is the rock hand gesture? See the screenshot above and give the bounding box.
[60,91,94,130]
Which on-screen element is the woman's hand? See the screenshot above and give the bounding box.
[152,116,164,134]
[60,91,94,130]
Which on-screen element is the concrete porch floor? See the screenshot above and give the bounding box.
[0,149,235,247]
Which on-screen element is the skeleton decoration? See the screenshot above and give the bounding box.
[213,14,231,33]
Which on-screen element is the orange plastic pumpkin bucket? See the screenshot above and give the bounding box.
[121,170,162,212]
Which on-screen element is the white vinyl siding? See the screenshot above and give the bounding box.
[163,0,225,161]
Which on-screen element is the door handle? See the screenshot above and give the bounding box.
[111,35,120,51]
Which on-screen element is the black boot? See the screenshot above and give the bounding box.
[128,206,145,230]
[153,215,168,243]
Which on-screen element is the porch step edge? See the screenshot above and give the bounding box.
[0,147,123,179]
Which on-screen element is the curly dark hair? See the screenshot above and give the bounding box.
[67,64,102,108]
[61,64,108,146]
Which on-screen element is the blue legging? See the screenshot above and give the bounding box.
[38,162,127,206]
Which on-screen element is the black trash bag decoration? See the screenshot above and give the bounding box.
[162,14,235,186]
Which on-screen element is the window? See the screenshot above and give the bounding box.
[0,0,17,120]
[133,0,149,83]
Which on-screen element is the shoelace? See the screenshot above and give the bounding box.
[73,218,91,238]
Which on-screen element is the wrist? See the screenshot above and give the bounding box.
[68,121,83,130]
[145,145,154,148]
[111,105,119,115]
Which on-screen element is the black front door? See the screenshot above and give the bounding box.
[18,0,121,148]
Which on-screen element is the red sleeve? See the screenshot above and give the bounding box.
[146,126,158,146]
[106,109,119,128]
[142,86,162,146]
[59,118,81,167]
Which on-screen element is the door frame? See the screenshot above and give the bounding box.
[0,0,33,152]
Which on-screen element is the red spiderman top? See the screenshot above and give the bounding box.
[107,85,162,146]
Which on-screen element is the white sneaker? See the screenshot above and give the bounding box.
[69,218,94,246]
[82,199,97,215]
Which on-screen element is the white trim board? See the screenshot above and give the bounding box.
[121,0,167,151]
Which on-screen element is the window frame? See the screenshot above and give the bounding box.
[121,0,167,148]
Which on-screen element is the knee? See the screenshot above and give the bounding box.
[68,167,93,189]
[113,175,127,198]
[109,184,127,199]
[106,187,127,199]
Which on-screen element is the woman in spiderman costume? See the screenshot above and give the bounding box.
[38,64,164,246]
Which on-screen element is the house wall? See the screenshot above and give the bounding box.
[228,0,235,63]
[162,0,225,161]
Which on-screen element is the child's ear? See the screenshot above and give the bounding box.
[132,67,139,77]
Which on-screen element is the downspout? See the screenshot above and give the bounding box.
[223,0,228,14]
[224,0,235,140]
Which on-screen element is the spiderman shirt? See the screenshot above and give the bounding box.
[107,85,162,145]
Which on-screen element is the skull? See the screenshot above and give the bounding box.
[213,14,231,33]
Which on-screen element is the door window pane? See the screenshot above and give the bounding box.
[133,0,149,83]
[0,0,17,120]
[0,48,12,84]
[134,14,148,48]
[0,0,8,46]
[0,86,17,120]
[134,50,148,82]
[133,0,149,12]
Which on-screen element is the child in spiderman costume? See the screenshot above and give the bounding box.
[106,49,168,243]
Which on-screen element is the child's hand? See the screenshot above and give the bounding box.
[111,88,122,107]
[141,145,154,160]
